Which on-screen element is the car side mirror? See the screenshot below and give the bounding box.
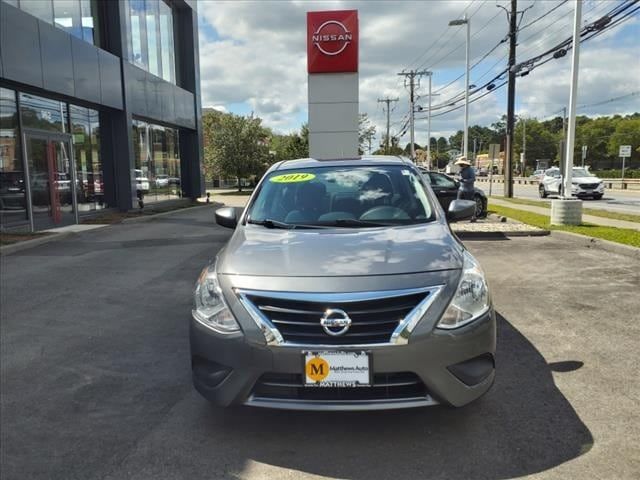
[215,207,238,229]
[447,199,476,222]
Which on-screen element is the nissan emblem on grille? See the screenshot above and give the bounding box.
[320,308,352,336]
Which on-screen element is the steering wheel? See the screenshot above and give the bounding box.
[359,206,410,221]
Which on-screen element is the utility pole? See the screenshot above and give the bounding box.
[378,97,398,154]
[498,0,531,194]
[397,70,429,161]
[504,0,518,197]
[562,0,582,200]
[426,71,433,168]
[522,117,526,176]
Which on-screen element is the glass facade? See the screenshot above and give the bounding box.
[0,88,27,227]
[70,105,103,212]
[124,0,176,83]
[6,0,98,44]
[20,93,69,133]
[132,119,181,204]
[0,89,107,230]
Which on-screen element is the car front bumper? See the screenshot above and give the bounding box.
[190,309,496,410]
[571,185,604,197]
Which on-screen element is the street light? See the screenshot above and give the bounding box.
[449,15,470,161]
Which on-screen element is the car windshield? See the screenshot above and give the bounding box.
[572,168,593,177]
[247,165,435,227]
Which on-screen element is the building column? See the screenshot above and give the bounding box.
[100,0,136,211]
[176,6,204,199]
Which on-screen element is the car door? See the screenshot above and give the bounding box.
[427,172,459,211]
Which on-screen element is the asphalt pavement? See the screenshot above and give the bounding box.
[478,181,640,215]
[1,206,639,479]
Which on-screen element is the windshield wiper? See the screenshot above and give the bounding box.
[328,218,396,228]
[247,218,297,229]
[247,218,329,230]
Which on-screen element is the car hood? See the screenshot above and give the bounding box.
[217,222,463,277]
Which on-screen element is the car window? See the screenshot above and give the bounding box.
[248,165,435,227]
[429,172,457,188]
[572,168,593,177]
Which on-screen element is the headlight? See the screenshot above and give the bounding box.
[438,251,490,329]
[192,262,240,334]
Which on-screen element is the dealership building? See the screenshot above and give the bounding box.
[0,0,203,231]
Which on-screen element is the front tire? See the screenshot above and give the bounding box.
[539,184,547,198]
[474,194,486,218]
[593,194,603,200]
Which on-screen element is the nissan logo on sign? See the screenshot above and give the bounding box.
[307,10,358,73]
[312,21,353,56]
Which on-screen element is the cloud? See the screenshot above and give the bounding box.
[197,0,640,144]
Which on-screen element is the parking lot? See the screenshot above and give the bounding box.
[1,205,638,479]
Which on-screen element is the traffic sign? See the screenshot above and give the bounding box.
[619,145,632,157]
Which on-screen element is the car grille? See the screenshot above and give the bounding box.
[242,290,431,345]
[252,372,428,402]
[579,183,597,189]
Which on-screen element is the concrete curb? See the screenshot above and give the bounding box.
[456,229,550,240]
[1,232,76,256]
[121,204,214,223]
[551,230,640,259]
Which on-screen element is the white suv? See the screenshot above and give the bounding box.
[539,167,604,200]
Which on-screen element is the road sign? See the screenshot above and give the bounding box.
[619,145,631,157]
[488,144,500,160]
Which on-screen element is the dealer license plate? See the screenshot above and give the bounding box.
[303,351,370,387]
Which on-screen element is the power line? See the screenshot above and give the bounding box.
[423,0,635,115]
[519,0,569,32]
[415,3,638,120]
[404,0,481,71]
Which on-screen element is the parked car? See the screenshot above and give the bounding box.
[419,168,488,218]
[134,169,150,193]
[539,167,605,199]
[0,171,26,210]
[155,174,169,187]
[192,156,496,410]
[529,169,545,182]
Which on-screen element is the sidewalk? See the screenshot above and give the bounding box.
[490,197,640,231]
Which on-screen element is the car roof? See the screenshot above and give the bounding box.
[272,155,411,171]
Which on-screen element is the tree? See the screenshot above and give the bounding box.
[207,113,270,191]
[358,113,376,154]
[608,118,640,164]
[514,119,557,168]
[271,124,309,161]
[436,137,448,153]
[403,142,422,155]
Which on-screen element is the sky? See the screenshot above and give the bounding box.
[196,0,640,149]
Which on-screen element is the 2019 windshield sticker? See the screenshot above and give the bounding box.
[270,173,316,183]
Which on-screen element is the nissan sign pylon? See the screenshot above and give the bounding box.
[307,10,359,159]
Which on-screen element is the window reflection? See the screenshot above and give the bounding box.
[0,88,27,228]
[125,0,176,84]
[70,105,104,212]
[11,0,97,45]
[132,118,181,204]
[20,93,69,133]
[54,0,82,39]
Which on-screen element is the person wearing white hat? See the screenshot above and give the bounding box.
[455,156,476,221]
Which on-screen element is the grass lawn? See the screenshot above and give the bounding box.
[493,196,640,224]
[488,203,640,248]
